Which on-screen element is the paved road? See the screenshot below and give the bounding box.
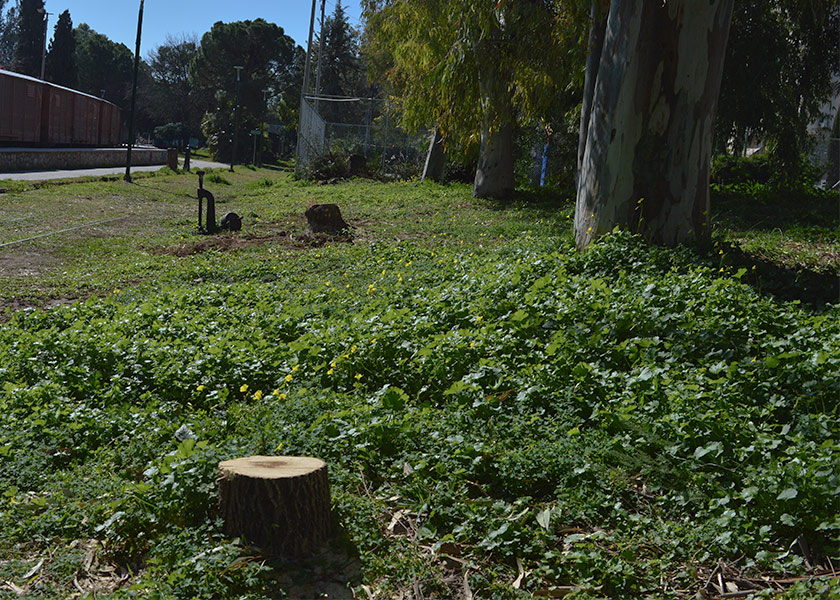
[0,159,230,181]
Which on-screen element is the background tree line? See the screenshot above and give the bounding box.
[0,0,367,164]
[362,0,838,209]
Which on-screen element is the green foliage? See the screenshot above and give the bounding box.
[0,215,838,597]
[309,1,366,124]
[191,19,296,164]
[0,172,837,597]
[73,23,133,108]
[13,0,44,77]
[300,146,350,181]
[0,0,18,68]
[44,9,76,88]
[716,0,840,178]
[146,35,202,148]
[362,0,587,152]
[205,172,231,185]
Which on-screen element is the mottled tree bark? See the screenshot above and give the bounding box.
[422,128,446,182]
[575,0,734,249]
[473,37,515,200]
[474,120,514,199]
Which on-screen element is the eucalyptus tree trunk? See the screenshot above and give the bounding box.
[474,120,514,199]
[422,128,446,182]
[473,46,515,199]
[575,0,734,249]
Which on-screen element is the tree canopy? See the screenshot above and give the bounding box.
[191,19,296,163]
[145,34,203,147]
[310,0,366,124]
[14,0,45,77]
[716,0,840,177]
[45,9,76,88]
[0,0,18,68]
[74,23,133,105]
[363,0,587,197]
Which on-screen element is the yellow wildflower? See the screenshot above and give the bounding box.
[253,390,263,400]
[240,384,249,393]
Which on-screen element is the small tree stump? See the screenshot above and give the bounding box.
[218,455,331,555]
[305,203,350,235]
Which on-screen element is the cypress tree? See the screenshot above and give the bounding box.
[0,0,19,68]
[45,10,76,87]
[15,0,45,77]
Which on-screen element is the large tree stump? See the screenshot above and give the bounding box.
[218,455,331,555]
[305,203,350,235]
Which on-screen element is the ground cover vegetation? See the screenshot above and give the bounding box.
[0,167,838,598]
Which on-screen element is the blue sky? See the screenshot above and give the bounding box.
[40,0,364,54]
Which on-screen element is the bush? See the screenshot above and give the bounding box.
[712,152,823,188]
[300,147,350,182]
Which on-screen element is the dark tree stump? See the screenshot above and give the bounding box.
[305,203,350,235]
[421,128,446,182]
[348,154,367,177]
[218,455,331,555]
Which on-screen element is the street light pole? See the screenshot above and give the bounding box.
[124,0,144,183]
[230,65,244,172]
[259,89,268,167]
[36,8,52,81]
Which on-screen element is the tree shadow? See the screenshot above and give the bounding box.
[255,522,363,598]
[723,244,839,310]
[711,185,837,233]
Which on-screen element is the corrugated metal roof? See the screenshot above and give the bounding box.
[0,69,119,108]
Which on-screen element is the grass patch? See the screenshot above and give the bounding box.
[0,169,837,598]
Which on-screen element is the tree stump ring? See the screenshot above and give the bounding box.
[218,455,331,555]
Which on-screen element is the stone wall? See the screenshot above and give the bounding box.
[0,147,167,172]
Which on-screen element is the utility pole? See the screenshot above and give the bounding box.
[259,89,269,167]
[36,8,52,81]
[314,0,326,113]
[295,0,318,173]
[230,65,244,172]
[124,0,144,183]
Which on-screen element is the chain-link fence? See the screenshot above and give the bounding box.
[297,95,427,178]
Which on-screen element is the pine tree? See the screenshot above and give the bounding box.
[45,10,76,87]
[15,0,45,77]
[0,0,19,69]
[314,0,362,123]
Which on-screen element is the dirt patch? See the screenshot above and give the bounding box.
[0,295,82,322]
[150,229,355,257]
[0,249,60,277]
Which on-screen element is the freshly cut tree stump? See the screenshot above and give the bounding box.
[218,455,331,555]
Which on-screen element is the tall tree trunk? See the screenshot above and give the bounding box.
[473,61,515,199]
[575,0,734,249]
[474,120,514,199]
[577,2,607,177]
[422,127,446,182]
